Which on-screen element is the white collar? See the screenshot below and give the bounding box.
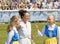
[47,24,56,30]
[13,26,16,30]
[21,19,28,24]
[47,24,56,28]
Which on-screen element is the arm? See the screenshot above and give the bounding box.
[31,33,36,44]
[35,24,45,37]
[37,27,45,37]
[57,27,60,44]
[5,30,14,44]
[30,23,35,44]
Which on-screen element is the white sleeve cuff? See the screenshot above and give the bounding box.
[37,30,43,37]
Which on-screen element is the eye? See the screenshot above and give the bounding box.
[14,20,17,22]
[48,18,51,20]
[48,19,50,20]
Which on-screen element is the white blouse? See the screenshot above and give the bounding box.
[18,20,31,39]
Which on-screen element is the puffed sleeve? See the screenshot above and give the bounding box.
[5,30,14,44]
[57,27,60,44]
[37,26,45,37]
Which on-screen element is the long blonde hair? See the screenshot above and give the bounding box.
[7,15,19,32]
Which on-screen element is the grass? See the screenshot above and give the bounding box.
[0,22,60,44]
[0,24,8,44]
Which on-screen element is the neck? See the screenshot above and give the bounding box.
[22,20,27,24]
[49,23,54,27]
[24,21,27,24]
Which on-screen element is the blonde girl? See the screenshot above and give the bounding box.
[35,15,60,44]
[5,15,20,44]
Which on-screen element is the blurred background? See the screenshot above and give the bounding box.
[0,0,60,10]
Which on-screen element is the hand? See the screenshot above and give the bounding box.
[31,40,36,44]
[35,24,39,31]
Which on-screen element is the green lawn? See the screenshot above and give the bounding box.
[0,22,60,44]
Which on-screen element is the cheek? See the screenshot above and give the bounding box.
[23,16,29,20]
[26,17,29,19]
[50,19,53,21]
[27,16,30,19]
[47,20,52,23]
[47,20,50,22]
[25,17,29,20]
[15,22,17,25]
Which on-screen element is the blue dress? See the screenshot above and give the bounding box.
[44,25,58,44]
[10,30,19,44]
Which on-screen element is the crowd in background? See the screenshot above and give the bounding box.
[0,0,60,10]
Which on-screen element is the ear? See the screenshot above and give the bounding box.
[22,16,24,18]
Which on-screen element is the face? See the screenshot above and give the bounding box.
[22,12,30,22]
[13,19,20,30]
[47,15,55,25]
[14,19,20,24]
[33,2,38,8]
[48,0,51,3]
[13,19,20,25]
[40,0,44,2]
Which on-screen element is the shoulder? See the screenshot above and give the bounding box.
[58,26,60,29]
[28,21,31,24]
[44,25,48,27]
[8,30,14,35]
[57,26,60,33]
[44,25,48,29]
[27,21,31,25]
[13,27,16,30]
[54,25,60,29]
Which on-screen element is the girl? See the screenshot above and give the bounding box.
[35,15,60,44]
[5,15,20,44]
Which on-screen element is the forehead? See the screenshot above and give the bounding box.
[24,13,30,16]
[14,18,19,21]
[48,15,54,19]
[48,15,54,18]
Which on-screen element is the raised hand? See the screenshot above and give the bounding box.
[35,24,39,31]
[31,39,36,44]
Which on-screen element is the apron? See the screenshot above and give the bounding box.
[12,41,19,44]
[45,37,57,44]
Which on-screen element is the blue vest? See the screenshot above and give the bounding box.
[45,25,58,37]
[12,30,19,41]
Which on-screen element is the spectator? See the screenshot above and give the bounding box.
[46,0,53,9]
[9,0,17,10]
[0,0,2,10]
[57,0,60,9]
[38,0,46,9]
[52,2,58,9]
[30,2,39,10]
[1,0,8,10]
[0,0,59,10]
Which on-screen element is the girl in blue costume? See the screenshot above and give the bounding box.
[35,15,60,44]
[5,16,20,44]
